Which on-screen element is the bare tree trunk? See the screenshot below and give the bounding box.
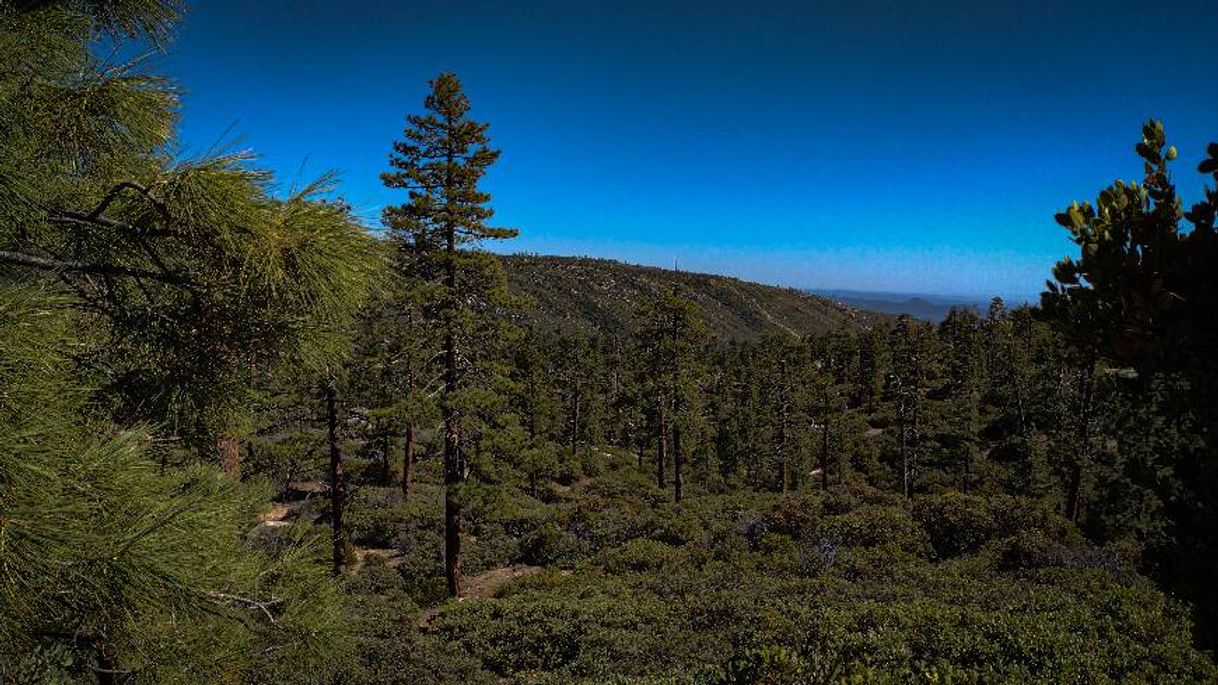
[899,414,910,498]
[401,422,415,502]
[94,642,119,685]
[963,395,978,494]
[1066,353,1096,523]
[217,434,240,477]
[820,416,830,490]
[443,334,461,597]
[325,381,346,576]
[672,361,684,502]
[381,428,392,484]
[838,440,845,486]
[673,421,684,503]
[656,403,668,490]
[777,355,789,493]
[442,165,462,596]
[777,403,789,493]
[962,444,972,493]
[570,377,581,458]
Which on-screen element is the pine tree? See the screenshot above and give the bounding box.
[631,288,709,502]
[381,72,517,597]
[1042,122,1218,642]
[887,316,935,497]
[347,282,438,500]
[940,307,985,491]
[0,3,378,469]
[0,2,378,678]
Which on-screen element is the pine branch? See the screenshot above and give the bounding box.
[48,211,182,238]
[204,591,283,626]
[0,249,183,283]
[88,181,170,222]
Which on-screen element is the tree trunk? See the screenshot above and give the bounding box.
[656,403,668,490]
[899,413,910,498]
[217,434,240,477]
[962,397,976,494]
[401,422,415,502]
[325,381,345,576]
[673,421,684,502]
[962,444,972,493]
[820,416,830,490]
[570,377,581,458]
[777,406,789,493]
[442,174,462,597]
[381,428,392,484]
[443,408,461,598]
[94,642,119,685]
[1066,353,1096,523]
[838,439,845,486]
[777,355,789,493]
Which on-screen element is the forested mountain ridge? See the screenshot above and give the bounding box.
[501,254,888,337]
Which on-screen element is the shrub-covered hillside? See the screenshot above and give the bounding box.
[328,446,1215,683]
[501,255,887,338]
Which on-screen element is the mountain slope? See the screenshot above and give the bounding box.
[500,255,887,338]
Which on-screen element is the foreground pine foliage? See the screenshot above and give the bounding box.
[2,0,377,680]
[0,289,350,681]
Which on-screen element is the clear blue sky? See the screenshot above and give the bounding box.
[160,0,1217,300]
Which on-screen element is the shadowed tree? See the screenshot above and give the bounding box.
[631,287,709,502]
[887,316,936,497]
[940,307,985,491]
[1043,120,1218,643]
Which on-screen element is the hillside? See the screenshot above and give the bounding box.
[501,255,886,337]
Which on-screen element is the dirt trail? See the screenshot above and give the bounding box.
[417,565,542,629]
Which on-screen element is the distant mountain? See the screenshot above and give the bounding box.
[809,289,994,322]
[500,255,890,338]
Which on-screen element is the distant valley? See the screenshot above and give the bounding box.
[808,289,1007,322]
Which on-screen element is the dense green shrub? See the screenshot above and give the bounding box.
[520,522,587,566]
[763,492,821,539]
[599,539,684,574]
[346,487,413,548]
[430,590,670,676]
[816,506,932,557]
[913,492,997,558]
[340,561,495,684]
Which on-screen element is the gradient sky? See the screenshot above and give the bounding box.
[159,0,1218,300]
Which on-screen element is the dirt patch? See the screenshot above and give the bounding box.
[258,503,290,523]
[417,564,542,629]
[350,547,405,572]
[462,564,541,600]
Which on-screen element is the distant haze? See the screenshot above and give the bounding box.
[808,289,1008,322]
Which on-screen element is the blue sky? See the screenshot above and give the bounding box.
[160,0,1217,300]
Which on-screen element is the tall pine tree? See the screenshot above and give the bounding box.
[381,72,517,597]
